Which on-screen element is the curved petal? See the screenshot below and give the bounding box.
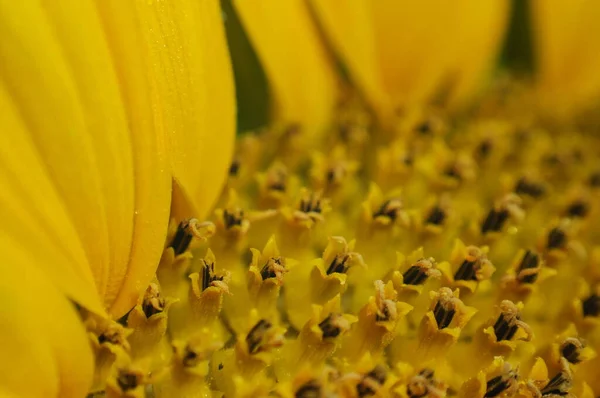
[531,0,600,115]
[445,0,511,107]
[121,0,236,222]
[308,0,392,122]
[234,0,337,138]
[0,0,136,312]
[0,250,93,397]
[94,0,173,317]
[310,0,510,114]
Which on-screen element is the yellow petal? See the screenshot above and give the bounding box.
[234,0,338,138]
[0,0,135,312]
[128,0,236,221]
[310,0,509,115]
[308,0,392,122]
[0,255,93,397]
[94,0,174,317]
[531,0,600,116]
[0,80,103,314]
[445,0,511,107]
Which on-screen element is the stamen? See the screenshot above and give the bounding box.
[516,250,540,284]
[415,120,433,135]
[484,367,518,397]
[454,246,493,282]
[116,369,142,392]
[266,164,288,192]
[560,338,585,364]
[481,194,523,234]
[325,251,363,275]
[245,319,283,354]
[141,283,165,318]
[481,208,509,234]
[223,208,245,229]
[565,200,589,218]
[433,290,456,329]
[201,259,229,292]
[403,258,439,285]
[228,160,240,176]
[356,365,387,397]
[515,177,545,198]
[325,164,347,186]
[374,280,397,322]
[372,198,403,222]
[260,256,287,284]
[97,323,130,351]
[476,139,493,160]
[407,368,444,398]
[582,293,600,317]
[182,344,201,367]
[318,313,351,339]
[295,379,321,398]
[588,171,600,188]
[299,192,323,214]
[444,164,462,180]
[493,300,532,342]
[425,206,446,226]
[170,218,213,255]
[540,371,572,396]
[547,227,566,250]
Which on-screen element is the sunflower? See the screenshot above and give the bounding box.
[2,1,600,397]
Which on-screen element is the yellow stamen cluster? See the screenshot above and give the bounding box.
[88,88,600,398]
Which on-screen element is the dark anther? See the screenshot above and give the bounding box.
[588,172,600,188]
[560,338,585,364]
[425,206,446,226]
[493,301,531,342]
[98,329,124,346]
[246,319,272,354]
[260,257,286,281]
[326,167,345,185]
[403,259,437,286]
[223,209,244,229]
[182,345,200,367]
[515,177,545,198]
[566,200,589,218]
[318,313,346,339]
[402,154,414,166]
[481,208,510,234]
[218,363,223,370]
[494,313,519,341]
[201,261,224,291]
[357,365,387,397]
[517,250,540,284]
[476,140,492,159]
[327,254,351,275]
[295,379,321,398]
[484,369,518,397]
[170,219,197,255]
[433,300,455,329]
[582,294,600,317]
[403,265,428,285]
[540,371,572,396]
[299,194,322,214]
[228,160,240,176]
[407,369,438,398]
[415,121,432,135]
[373,198,403,222]
[443,165,462,180]
[547,227,566,250]
[375,302,392,322]
[454,259,478,281]
[117,370,139,392]
[142,284,165,318]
